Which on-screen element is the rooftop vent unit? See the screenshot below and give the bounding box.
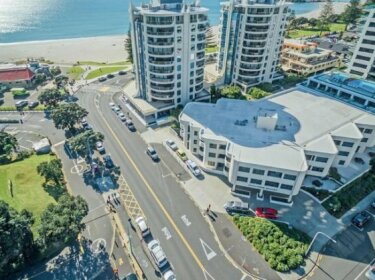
[256,108,278,131]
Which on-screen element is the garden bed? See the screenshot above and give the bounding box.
[322,171,375,218]
[233,216,310,272]
[301,187,332,201]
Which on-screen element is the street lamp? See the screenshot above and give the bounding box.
[305,231,336,256]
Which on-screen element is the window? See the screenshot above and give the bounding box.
[353,62,367,69]
[208,152,216,158]
[267,171,282,178]
[280,184,293,190]
[194,131,198,136]
[334,140,341,145]
[305,154,315,161]
[219,144,226,150]
[361,138,368,143]
[315,157,328,163]
[265,181,279,188]
[364,128,373,134]
[252,168,265,175]
[311,166,324,172]
[209,143,217,149]
[218,154,225,159]
[283,174,297,180]
[359,47,374,54]
[338,151,349,156]
[342,142,354,147]
[355,55,370,61]
[193,140,197,144]
[207,161,215,166]
[239,166,250,173]
[250,178,262,185]
[338,160,345,165]
[237,176,248,182]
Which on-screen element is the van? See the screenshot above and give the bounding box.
[186,160,201,176]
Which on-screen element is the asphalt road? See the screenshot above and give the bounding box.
[77,79,247,280]
[308,210,375,280]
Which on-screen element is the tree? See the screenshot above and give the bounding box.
[247,87,270,100]
[38,194,88,246]
[38,88,66,108]
[69,130,104,157]
[220,85,244,99]
[342,0,362,31]
[0,201,34,277]
[0,132,18,162]
[124,29,133,63]
[210,84,219,102]
[319,0,334,34]
[308,18,319,27]
[50,66,61,76]
[34,73,46,85]
[51,103,88,131]
[37,159,64,185]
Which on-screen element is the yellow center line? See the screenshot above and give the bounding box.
[97,98,205,270]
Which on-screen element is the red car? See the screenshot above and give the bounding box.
[255,207,278,219]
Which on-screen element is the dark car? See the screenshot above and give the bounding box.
[98,77,107,82]
[255,207,278,219]
[126,120,136,131]
[15,100,28,108]
[351,211,371,228]
[118,70,127,75]
[28,101,39,108]
[107,74,115,79]
[123,273,137,280]
[103,155,114,169]
[223,201,250,215]
[312,180,323,187]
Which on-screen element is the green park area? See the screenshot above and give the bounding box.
[85,66,128,80]
[77,60,130,66]
[67,66,85,80]
[287,23,346,39]
[205,45,219,54]
[233,216,311,272]
[0,154,57,235]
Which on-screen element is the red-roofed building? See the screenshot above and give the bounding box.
[0,65,35,89]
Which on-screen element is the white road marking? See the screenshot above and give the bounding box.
[354,257,375,280]
[86,225,91,238]
[90,238,106,254]
[200,238,217,261]
[203,269,215,280]
[52,140,65,147]
[240,275,247,280]
[181,215,191,226]
[162,227,172,240]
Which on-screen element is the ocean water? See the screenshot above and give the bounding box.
[0,0,349,43]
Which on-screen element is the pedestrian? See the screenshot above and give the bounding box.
[20,119,23,124]
[206,204,211,214]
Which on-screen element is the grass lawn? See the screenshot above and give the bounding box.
[233,216,311,272]
[0,154,57,236]
[77,60,131,66]
[67,66,85,80]
[322,172,375,218]
[85,66,128,80]
[206,45,219,53]
[288,23,346,39]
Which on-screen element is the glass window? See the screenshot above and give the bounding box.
[311,166,324,172]
[364,128,373,134]
[334,140,341,145]
[194,131,198,136]
[361,138,368,143]
[305,154,315,160]
[218,154,225,159]
[207,161,215,166]
[209,143,217,149]
[342,142,354,147]
[267,171,282,178]
[236,176,248,182]
[315,157,328,163]
[338,151,349,156]
[283,174,296,180]
[250,178,262,185]
[280,184,293,190]
[219,144,226,150]
[208,152,216,158]
[338,160,345,165]
[252,168,265,175]
[238,166,250,173]
[265,181,279,188]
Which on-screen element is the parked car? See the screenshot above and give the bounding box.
[118,70,127,75]
[176,149,188,161]
[223,201,250,215]
[255,207,278,219]
[15,100,28,108]
[109,102,116,110]
[124,273,137,280]
[81,118,88,128]
[186,159,201,177]
[351,211,371,228]
[147,146,159,161]
[166,139,178,151]
[126,120,136,131]
[103,155,114,169]
[312,180,322,187]
[107,74,115,79]
[118,112,127,122]
[98,77,107,82]
[135,216,150,238]
[28,101,39,108]
[163,270,176,280]
[96,141,105,154]
[147,240,168,268]
[365,265,375,280]
[113,106,121,113]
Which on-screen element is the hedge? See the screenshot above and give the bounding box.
[322,171,375,218]
[301,187,332,201]
[233,216,310,272]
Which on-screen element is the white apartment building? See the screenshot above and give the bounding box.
[217,0,290,93]
[348,7,375,81]
[179,79,375,202]
[129,0,209,124]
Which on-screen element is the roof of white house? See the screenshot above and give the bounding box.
[180,89,375,171]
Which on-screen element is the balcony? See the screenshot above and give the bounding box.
[150,91,175,99]
[242,42,266,49]
[148,47,174,56]
[239,70,261,77]
[245,27,269,33]
[149,75,174,83]
[195,77,203,84]
[239,63,261,70]
[150,83,175,91]
[195,83,204,91]
[196,61,204,68]
[242,49,264,56]
[241,56,263,63]
[149,66,174,74]
[146,17,174,25]
[147,39,174,47]
[243,34,268,41]
[149,58,174,65]
[147,27,174,36]
[196,69,204,76]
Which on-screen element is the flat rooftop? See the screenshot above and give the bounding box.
[180,89,375,171]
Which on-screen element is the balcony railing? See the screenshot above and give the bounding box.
[149,75,174,83]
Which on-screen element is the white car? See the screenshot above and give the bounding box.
[186,160,201,176]
[118,112,127,121]
[109,102,116,110]
[166,139,178,151]
[95,141,105,154]
[163,270,176,280]
[135,216,150,238]
[147,240,167,268]
[113,106,121,113]
[366,265,375,280]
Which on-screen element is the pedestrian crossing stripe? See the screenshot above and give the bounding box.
[118,257,123,266]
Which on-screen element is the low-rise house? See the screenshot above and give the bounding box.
[0,64,35,89]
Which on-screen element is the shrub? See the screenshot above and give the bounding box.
[247,87,270,100]
[301,187,331,201]
[329,167,341,181]
[16,150,33,161]
[233,216,310,272]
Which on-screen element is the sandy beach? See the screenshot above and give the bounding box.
[298,1,351,18]
[0,35,128,64]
